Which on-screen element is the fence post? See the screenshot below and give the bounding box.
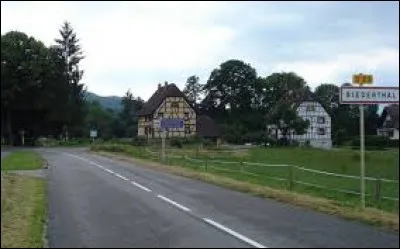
[374,178,381,203]
[240,161,243,173]
[287,165,294,191]
[205,159,208,172]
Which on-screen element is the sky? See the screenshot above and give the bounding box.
[1,1,399,100]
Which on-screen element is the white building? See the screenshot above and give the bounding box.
[268,91,332,149]
[377,104,399,140]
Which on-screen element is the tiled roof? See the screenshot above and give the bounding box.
[137,83,187,116]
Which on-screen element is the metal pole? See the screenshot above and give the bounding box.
[359,104,365,209]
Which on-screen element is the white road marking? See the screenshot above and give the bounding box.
[104,168,114,174]
[157,195,191,212]
[64,152,267,248]
[114,173,129,181]
[131,181,152,192]
[203,218,266,248]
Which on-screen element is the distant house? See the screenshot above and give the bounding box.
[267,90,332,149]
[137,82,220,140]
[377,104,399,140]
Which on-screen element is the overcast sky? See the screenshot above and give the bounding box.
[1,1,399,100]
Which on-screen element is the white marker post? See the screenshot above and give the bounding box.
[161,130,166,162]
[154,119,166,163]
[359,103,365,208]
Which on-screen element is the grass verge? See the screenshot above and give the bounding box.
[1,151,45,171]
[93,150,399,233]
[1,173,47,248]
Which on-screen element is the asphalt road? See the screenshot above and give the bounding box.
[39,148,398,248]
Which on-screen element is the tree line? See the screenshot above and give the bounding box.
[1,22,379,146]
[183,60,379,145]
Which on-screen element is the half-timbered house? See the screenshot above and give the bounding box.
[137,82,219,140]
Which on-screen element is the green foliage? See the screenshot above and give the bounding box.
[1,22,88,144]
[387,139,399,148]
[351,135,389,150]
[170,137,183,148]
[54,21,86,137]
[183,75,202,104]
[132,137,147,146]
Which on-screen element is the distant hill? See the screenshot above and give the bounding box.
[84,92,123,112]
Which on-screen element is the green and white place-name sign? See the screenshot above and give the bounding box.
[340,86,399,104]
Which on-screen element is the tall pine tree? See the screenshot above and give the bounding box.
[55,21,86,138]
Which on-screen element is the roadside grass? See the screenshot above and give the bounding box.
[92,150,399,232]
[1,173,46,248]
[1,151,45,171]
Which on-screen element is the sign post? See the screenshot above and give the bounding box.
[340,74,399,209]
[161,129,166,162]
[90,130,98,144]
[159,118,185,164]
[359,103,365,208]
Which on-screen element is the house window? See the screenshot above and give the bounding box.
[184,112,189,120]
[185,125,191,134]
[145,115,153,122]
[158,112,164,119]
[317,128,325,135]
[306,104,315,112]
[388,130,394,138]
[317,117,325,124]
[171,102,179,113]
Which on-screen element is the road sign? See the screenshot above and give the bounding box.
[352,73,373,85]
[160,118,185,129]
[90,130,98,138]
[340,86,399,104]
[341,81,399,209]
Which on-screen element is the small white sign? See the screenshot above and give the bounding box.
[340,86,399,104]
[153,119,161,129]
[90,130,98,138]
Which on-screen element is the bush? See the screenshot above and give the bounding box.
[351,135,388,150]
[387,139,399,148]
[202,138,215,147]
[170,137,183,148]
[35,136,57,147]
[132,137,147,146]
[93,144,127,152]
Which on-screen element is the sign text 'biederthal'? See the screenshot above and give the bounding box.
[340,87,399,104]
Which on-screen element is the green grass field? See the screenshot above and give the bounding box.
[1,151,45,171]
[93,144,399,213]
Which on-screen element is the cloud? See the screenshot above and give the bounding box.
[1,1,399,99]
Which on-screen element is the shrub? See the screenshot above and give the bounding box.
[35,136,57,147]
[203,138,214,147]
[132,137,147,146]
[387,139,399,148]
[93,144,126,152]
[170,137,183,148]
[351,135,388,150]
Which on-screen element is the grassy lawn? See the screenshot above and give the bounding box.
[93,144,399,213]
[1,173,46,248]
[1,151,45,171]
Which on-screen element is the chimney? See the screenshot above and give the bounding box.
[158,83,161,89]
[164,81,168,87]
